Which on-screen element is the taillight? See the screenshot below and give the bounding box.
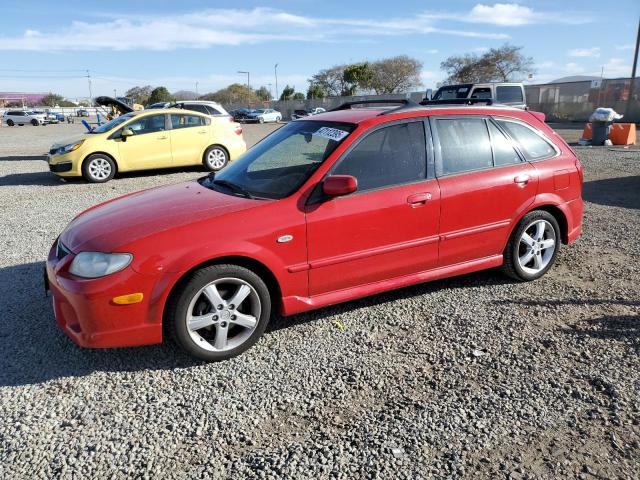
[234,124,243,135]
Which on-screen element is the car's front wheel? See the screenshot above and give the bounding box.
[258,117,264,124]
[6,119,14,126]
[31,119,39,126]
[168,264,272,361]
[203,145,229,171]
[82,154,115,183]
[502,210,560,281]
[275,116,281,123]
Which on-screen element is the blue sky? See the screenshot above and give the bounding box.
[0,1,638,100]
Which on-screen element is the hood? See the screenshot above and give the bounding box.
[51,133,89,149]
[61,180,262,253]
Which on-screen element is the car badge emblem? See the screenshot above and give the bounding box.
[277,235,293,243]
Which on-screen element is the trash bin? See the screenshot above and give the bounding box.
[591,120,612,146]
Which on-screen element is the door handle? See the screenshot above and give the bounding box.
[514,174,530,185]
[157,135,168,140]
[197,130,207,134]
[407,192,432,206]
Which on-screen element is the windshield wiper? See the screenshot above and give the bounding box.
[212,179,255,199]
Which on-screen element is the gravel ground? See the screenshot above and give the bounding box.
[0,123,638,479]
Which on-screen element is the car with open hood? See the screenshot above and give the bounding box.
[46,99,583,361]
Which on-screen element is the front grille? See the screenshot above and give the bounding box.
[56,241,71,260]
[49,162,72,173]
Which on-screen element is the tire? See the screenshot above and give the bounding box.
[502,210,561,281]
[31,119,39,126]
[82,154,115,183]
[203,145,229,171]
[6,120,14,126]
[258,117,264,124]
[167,264,272,361]
[275,116,281,123]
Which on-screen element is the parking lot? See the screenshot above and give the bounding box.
[0,122,638,478]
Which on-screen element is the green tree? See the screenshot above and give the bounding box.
[343,63,374,95]
[124,85,153,105]
[279,85,295,101]
[199,83,259,105]
[440,44,534,84]
[146,86,174,105]
[292,92,305,100]
[255,86,272,101]
[307,83,325,99]
[41,93,65,107]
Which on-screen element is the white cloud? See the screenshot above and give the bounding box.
[599,58,631,78]
[0,7,509,51]
[424,2,591,26]
[568,47,600,58]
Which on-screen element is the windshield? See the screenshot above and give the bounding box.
[90,113,136,133]
[200,120,355,200]
[433,85,471,100]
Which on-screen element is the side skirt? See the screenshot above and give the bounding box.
[282,254,504,315]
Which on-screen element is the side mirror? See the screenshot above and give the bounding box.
[322,175,357,197]
[121,128,134,139]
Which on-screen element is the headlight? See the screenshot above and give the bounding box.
[60,140,84,154]
[69,252,132,278]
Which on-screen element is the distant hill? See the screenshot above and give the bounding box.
[549,75,600,84]
[172,90,198,100]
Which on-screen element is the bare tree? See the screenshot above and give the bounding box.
[369,56,423,94]
[124,85,153,104]
[441,44,534,84]
[309,65,349,97]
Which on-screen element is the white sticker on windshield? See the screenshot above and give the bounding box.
[314,126,349,142]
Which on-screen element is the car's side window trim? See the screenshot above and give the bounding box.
[486,117,525,165]
[325,117,433,198]
[491,116,560,162]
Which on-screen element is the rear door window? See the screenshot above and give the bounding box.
[332,121,427,192]
[496,119,557,160]
[434,117,492,176]
[487,120,521,166]
[205,105,222,115]
[496,86,524,103]
[170,114,205,129]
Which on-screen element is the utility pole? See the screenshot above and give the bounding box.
[237,71,250,89]
[86,69,93,105]
[626,17,640,115]
[274,63,279,101]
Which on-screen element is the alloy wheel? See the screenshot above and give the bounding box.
[207,149,227,170]
[517,219,556,275]
[88,158,112,181]
[185,277,261,352]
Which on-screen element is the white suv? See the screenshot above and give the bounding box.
[147,100,230,118]
[3,110,48,126]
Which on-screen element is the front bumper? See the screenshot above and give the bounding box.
[48,151,83,177]
[46,241,163,348]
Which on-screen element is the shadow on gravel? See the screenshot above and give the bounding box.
[0,261,516,387]
[583,175,640,209]
[0,171,64,186]
[0,262,199,387]
[566,314,640,354]
[0,155,47,161]
[268,268,518,334]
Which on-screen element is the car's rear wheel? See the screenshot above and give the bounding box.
[258,117,264,124]
[203,145,229,171]
[502,210,560,281]
[31,119,39,126]
[6,120,14,126]
[275,116,281,123]
[82,154,115,183]
[168,264,271,361]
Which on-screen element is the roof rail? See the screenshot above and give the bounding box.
[419,98,494,106]
[329,99,420,115]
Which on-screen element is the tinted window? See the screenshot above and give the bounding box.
[433,85,471,100]
[470,87,492,99]
[333,122,426,192]
[496,120,556,160]
[126,114,166,135]
[435,118,492,176]
[205,106,222,115]
[488,121,521,166]
[496,86,524,103]
[170,114,204,129]
[185,104,207,114]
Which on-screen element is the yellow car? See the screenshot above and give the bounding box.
[47,108,246,183]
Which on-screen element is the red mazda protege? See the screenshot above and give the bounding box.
[46,100,583,361]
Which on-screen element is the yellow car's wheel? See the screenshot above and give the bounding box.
[82,154,116,183]
[203,145,229,172]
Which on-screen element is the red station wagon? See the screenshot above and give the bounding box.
[46,100,583,361]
